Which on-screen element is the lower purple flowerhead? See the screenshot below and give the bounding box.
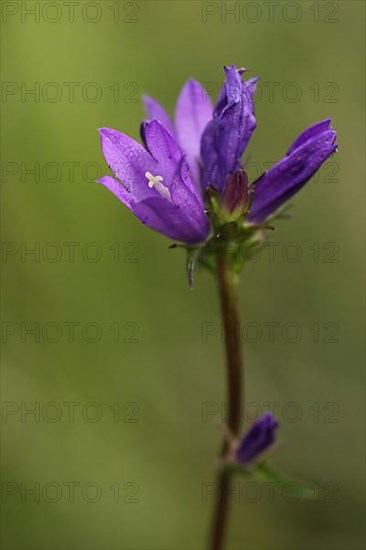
[236,413,278,465]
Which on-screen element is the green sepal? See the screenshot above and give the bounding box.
[186,247,201,288]
[170,207,279,284]
[169,243,200,288]
[197,222,272,275]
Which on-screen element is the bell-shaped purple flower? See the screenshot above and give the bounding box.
[236,413,278,465]
[98,120,210,244]
[248,119,338,223]
[200,65,258,193]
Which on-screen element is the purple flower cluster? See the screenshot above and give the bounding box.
[98,65,337,243]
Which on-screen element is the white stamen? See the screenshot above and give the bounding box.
[145,171,172,201]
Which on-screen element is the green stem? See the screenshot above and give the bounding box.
[208,250,243,550]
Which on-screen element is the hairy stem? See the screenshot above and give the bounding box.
[208,251,243,550]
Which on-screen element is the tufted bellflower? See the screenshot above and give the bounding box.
[98,65,337,242]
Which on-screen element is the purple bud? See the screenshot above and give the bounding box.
[247,119,337,223]
[221,170,249,214]
[236,413,278,465]
[201,66,257,192]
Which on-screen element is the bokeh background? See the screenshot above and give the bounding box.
[1,1,365,549]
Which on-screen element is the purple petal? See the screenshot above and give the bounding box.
[236,413,278,465]
[133,192,209,244]
[141,120,210,241]
[169,159,210,241]
[201,65,257,193]
[142,119,182,171]
[98,127,156,201]
[248,120,337,223]
[287,118,333,155]
[142,95,175,136]
[175,79,213,184]
[246,76,260,98]
[97,175,132,208]
[131,152,210,243]
[141,119,198,196]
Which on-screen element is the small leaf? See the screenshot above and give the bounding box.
[253,461,315,499]
[222,461,315,500]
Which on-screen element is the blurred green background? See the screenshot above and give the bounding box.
[1,1,365,549]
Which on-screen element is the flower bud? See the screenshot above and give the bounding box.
[221,170,249,216]
[236,413,278,465]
